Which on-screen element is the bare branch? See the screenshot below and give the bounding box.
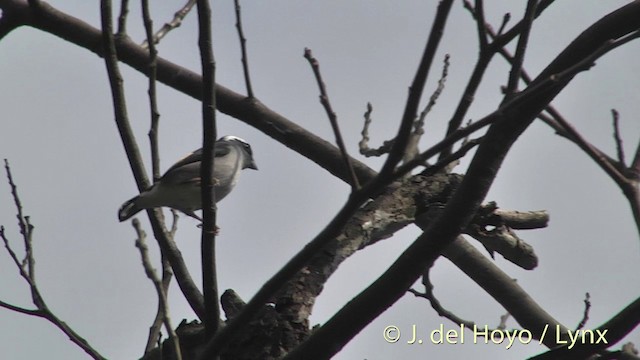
[304,48,360,191]
[395,112,498,180]
[420,137,482,177]
[532,296,640,359]
[576,292,591,331]
[377,0,455,179]
[116,0,129,37]
[439,35,493,158]
[449,0,556,158]
[284,5,640,357]
[472,0,489,51]
[133,219,182,360]
[100,0,205,319]
[497,13,511,36]
[633,142,640,179]
[409,266,477,329]
[141,0,161,180]
[141,0,196,49]
[1,169,107,359]
[498,312,511,330]
[409,267,521,338]
[0,298,41,317]
[234,0,254,98]
[505,0,538,97]
[404,54,451,164]
[196,0,220,338]
[359,103,395,157]
[612,109,626,165]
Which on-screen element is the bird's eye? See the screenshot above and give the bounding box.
[243,144,252,155]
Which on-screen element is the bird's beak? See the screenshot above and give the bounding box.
[248,160,258,170]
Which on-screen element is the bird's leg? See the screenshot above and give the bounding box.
[182,210,202,222]
[187,210,220,234]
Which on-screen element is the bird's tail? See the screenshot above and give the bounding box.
[118,195,143,222]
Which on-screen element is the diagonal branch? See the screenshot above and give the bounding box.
[505,0,538,97]
[377,0,454,179]
[1,0,375,185]
[304,48,360,191]
[141,0,196,49]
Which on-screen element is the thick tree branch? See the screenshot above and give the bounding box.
[0,0,376,186]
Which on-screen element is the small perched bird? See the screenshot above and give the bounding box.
[118,135,257,222]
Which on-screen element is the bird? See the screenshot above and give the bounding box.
[118,135,257,222]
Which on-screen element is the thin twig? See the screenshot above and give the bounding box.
[359,103,395,157]
[632,141,640,178]
[304,48,360,191]
[404,54,451,164]
[133,219,182,360]
[497,13,511,36]
[505,0,538,98]
[4,159,29,244]
[234,0,254,98]
[575,292,591,331]
[141,0,161,181]
[479,9,640,234]
[377,0,455,179]
[441,0,495,159]
[498,312,511,330]
[409,267,520,338]
[141,0,197,49]
[196,0,220,339]
[611,109,626,165]
[450,0,555,159]
[116,0,129,37]
[420,137,482,177]
[0,298,41,316]
[473,0,489,51]
[1,168,107,359]
[396,113,497,179]
[409,268,476,328]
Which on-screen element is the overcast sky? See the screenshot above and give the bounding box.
[1,1,639,359]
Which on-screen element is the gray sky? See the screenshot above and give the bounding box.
[1,1,639,359]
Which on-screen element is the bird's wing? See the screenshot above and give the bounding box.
[160,144,231,184]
